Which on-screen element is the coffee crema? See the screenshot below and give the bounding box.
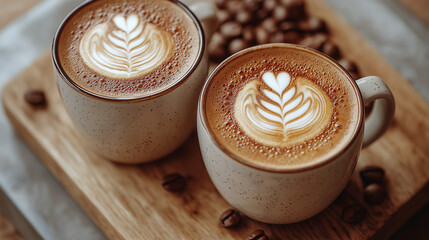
[204,45,360,168]
[57,0,200,98]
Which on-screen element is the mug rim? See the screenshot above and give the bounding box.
[198,43,364,173]
[52,0,205,102]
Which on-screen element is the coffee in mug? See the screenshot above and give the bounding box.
[198,43,395,223]
[53,0,217,163]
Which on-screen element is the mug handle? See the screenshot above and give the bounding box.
[189,2,218,41]
[356,76,395,147]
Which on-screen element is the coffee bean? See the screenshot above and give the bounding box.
[219,209,241,228]
[364,183,387,205]
[299,33,328,50]
[162,173,186,192]
[280,21,299,32]
[280,0,306,20]
[225,0,244,13]
[299,17,327,33]
[236,10,252,25]
[284,31,302,43]
[217,10,233,24]
[360,166,385,186]
[341,204,367,224]
[242,26,255,43]
[209,42,227,62]
[263,0,277,12]
[24,90,46,107]
[210,32,227,47]
[261,18,278,33]
[228,38,249,54]
[338,58,358,73]
[269,32,285,43]
[214,0,226,8]
[220,21,242,39]
[255,27,269,44]
[246,230,269,240]
[244,0,262,12]
[273,6,289,22]
[321,41,340,59]
[256,9,270,21]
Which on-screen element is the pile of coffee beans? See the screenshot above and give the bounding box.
[209,0,373,113]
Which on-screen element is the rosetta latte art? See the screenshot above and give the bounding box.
[79,14,174,79]
[234,71,333,147]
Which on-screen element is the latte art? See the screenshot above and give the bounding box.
[234,71,333,147]
[79,14,174,79]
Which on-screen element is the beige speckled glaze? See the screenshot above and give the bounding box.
[197,44,395,224]
[53,0,217,164]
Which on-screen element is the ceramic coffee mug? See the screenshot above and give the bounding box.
[197,44,395,224]
[52,0,217,164]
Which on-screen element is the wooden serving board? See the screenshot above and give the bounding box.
[2,0,429,239]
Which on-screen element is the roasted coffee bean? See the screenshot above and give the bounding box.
[256,9,270,21]
[242,26,255,43]
[341,204,367,224]
[255,27,269,44]
[228,38,249,54]
[263,0,277,11]
[219,209,241,228]
[299,17,326,32]
[25,90,46,107]
[162,173,186,192]
[280,0,305,20]
[246,230,269,240]
[273,6,289,22]
[321,41,340,59]
[338,58,358,73]
[269,32,285,43]
[364,183,387,205]
[284,31,302,43]
[217,10,233,24]
[210,32,227,47]
[220,21,242,39]
[299,33,328,50]
[225,0,244,13]
[209,42,227,62]
[244,0,262,12]
[214,0,226,8]
[236,10,253,25]
[261,18,278,33]
[280,21,299,32]
[360,166,385,186]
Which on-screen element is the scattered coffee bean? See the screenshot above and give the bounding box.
[280,0,305,20]
[263,0,277,11]
[219,209,241,228]
[162,173,186,192]
[338,58,358,73]
[244,0,262,12]
[299,33,328,50]
[24,90,46,107]
[256,9,270,21]
[229,38,249,54]
[214,0,226,8]
[341,204,367,224]
[321,41,340,59]
[280,21,299,32]
[364,183,387,205]
[246,230,269,240]
[236,10,253,25]
[225,0,244,13]
[360,166,385,186]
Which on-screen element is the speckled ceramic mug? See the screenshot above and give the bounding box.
[52,0,217,164]
[197,44,395,224]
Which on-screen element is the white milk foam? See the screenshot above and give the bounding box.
[79,14,174,79]
[234,71,333,147]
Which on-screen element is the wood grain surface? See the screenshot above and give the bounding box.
[399,0,429,25]
[2,0,429,239]
[0,213,22,240]
[0,0,41,30]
